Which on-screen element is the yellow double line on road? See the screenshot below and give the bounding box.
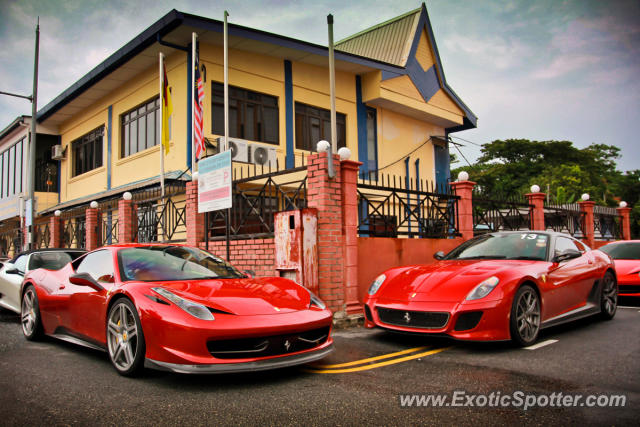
[304,346,452,374]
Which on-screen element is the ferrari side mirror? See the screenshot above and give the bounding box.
[434,251,445,260]
[553,249,582,263]
[69,272,104,291]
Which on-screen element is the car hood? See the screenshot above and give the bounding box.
[142,277,311,315]
[613,259,640,276]
[377,260,540,303]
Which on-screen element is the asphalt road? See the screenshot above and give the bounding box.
[1,298,638,426]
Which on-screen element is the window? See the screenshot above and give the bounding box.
[0,138,24,199]
[211,83,279,144]
[554,237,581,256]
[72,126,104,177]
[76,249,114,282]
[121,97,160,157]
[295,102,346,151]
[13,255,28,274]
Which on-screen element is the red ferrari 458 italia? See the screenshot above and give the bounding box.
[364,231,617,346]
[599,240,640,297]
[21,244,333,376]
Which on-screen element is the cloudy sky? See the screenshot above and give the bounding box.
[1,0,638,171]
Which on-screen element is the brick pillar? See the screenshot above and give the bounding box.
[617,207,632,240]
[578,201,596,247]
[186,181,205,247]
[85,208,100,251]
[449,180,476,241]
[50,216,62,248]
[525,192,546,231]
[307,152,344,314]
[118,199,135,243]
[341,159,362,315]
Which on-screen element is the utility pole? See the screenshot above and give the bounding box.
[28,18,40,250]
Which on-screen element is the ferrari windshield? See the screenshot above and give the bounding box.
[599,242,640,260]
[118,246,245,281]
[446,233,549,261]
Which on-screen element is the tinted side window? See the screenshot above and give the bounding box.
[555,237,580,256]
[76,250,115,283]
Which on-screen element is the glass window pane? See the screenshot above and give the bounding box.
[138,114,146,151]
[130,120,137,154]
[124,123,130,157]
[147,110,155,149]
[321,119,330,142]
[212,102,224,135]
[245,104,255,141]
[263,107,278,143]
[8,146,15,195]
[2,151,9,197]
[295,113,305,150]
[96,134,103,167]
[16,140,22,193]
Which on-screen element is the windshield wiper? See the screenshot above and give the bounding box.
[456,255,507,260]
[506,256,545,261]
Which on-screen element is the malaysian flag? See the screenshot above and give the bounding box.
[193,50,205,161]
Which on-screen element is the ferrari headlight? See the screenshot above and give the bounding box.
[152,287,215,321]
[368,274,386,295]
[308,290,327,310]
[466,276,500,300]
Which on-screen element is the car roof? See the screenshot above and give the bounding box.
[10,248,87,263]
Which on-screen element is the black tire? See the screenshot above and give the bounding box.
[599,270,617,320]
[21,285,44,341]
[510,284,541,347]
[106,298,146,376]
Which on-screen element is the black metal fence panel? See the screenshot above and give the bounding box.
[543,202,586,238]
[206,166,308,240]
[357,174,459,239]
[472,190,532,235]
[593,205,621,240]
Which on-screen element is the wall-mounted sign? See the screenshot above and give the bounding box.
[198,150,232,213]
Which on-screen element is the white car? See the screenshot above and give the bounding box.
[0,249,86,314]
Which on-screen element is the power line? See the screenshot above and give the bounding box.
[449,134,484,147]
[371,137,434,172]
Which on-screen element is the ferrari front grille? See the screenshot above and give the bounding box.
[376,307,449,329]
[207,327,330,359]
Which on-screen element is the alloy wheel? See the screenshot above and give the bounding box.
[21,289,37,337]
[107,302,140,372]
[515,288,540,343]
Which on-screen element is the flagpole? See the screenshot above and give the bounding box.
[224,10,230,262]
[191,32,197,177]
[223,11,229,153]
[159,52,165,197]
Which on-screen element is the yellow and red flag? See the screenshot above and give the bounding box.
[162,63,173,154]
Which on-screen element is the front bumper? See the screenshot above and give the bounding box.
[145,343,334,374]
[364,298,511,341]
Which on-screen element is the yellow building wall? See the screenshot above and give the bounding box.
[58,52,188,203]
[375,107,441,184]
[199,44,287,168]
[292,62,358,164]
[55,40,458,204]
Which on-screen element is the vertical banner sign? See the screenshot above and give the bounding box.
[198,151,232,213]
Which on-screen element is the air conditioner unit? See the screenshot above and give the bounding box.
[51,144,65,161]
[249,144,277,169]
[216,137,248,162]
